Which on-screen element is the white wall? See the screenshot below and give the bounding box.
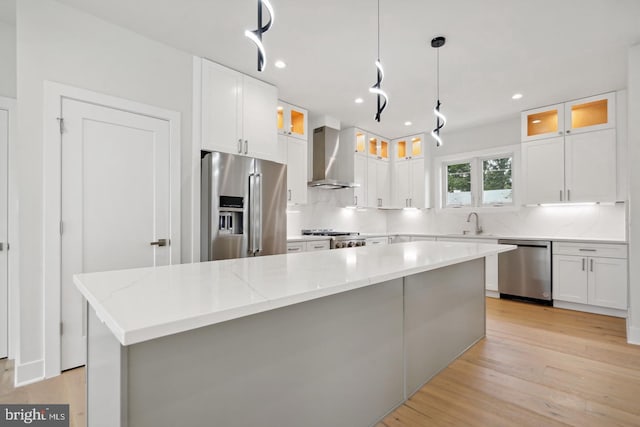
[0,20,16,98]
[387,204,626,240]
[287,188,387,236]
[16,0,193,382]
[627,44,640,344]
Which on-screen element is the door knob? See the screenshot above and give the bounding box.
[150,238,170,247]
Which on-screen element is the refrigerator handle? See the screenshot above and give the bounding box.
[257,173,263,254]
[248,173,255,255]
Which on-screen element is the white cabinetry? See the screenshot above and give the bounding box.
[521,92,615,142]
[552,242,627,316]
[280,134,307,204]
[365,236,389,246]
[521,92,617,204]
[392,134,425,209]
[286,239,330,253]
[523,129,616,204]
[201,58,279,162]
[277,101,308,141]
[278,101,308,205]
[338,128,369,207]
[367,134,390,208]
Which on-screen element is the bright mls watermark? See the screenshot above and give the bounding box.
[0,405,69,426]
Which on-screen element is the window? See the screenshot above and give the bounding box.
[481,157,512,206]
[441,152,515,209]
[445,162,472,207]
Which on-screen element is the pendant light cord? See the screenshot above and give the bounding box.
[436,47,440,100]
[377,0,380,59]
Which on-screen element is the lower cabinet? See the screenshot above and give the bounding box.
[287,240,330,253]
[365,236,389,246]
[552,242,627,313]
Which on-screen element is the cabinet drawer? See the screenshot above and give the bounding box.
[552,242,627,259]
[366,237,389,246]
[306,240,330,251]
[286,242,305,253]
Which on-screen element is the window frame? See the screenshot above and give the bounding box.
[436,145,519,211]
[479,154,514,207]
[442,158,476,208]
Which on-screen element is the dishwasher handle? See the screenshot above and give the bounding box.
[498,239,551,249]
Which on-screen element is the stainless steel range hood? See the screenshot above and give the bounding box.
[308,126,358,189]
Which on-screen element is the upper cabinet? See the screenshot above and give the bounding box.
[521,92,615,142]
[368,135,390,162]
[277,100,308,205]
[392,134,426,209]
[339,128,369,207]
[394,135,424,160]
[521,92,618,204]
[200,58,280,162]
[277,101,308,141]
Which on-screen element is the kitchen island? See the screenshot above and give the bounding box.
[75,241,514,427]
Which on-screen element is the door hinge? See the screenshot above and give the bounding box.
[60,322,63,335]
[59,220,64,235]
[56,117,64,134]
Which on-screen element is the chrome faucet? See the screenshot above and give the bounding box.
[466,212,483,235]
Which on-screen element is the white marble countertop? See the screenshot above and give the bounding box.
[74,241,515,346]
[387,233,627,244]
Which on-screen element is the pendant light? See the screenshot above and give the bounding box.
[244,0,274,72]
[431,36,447,147]
[369,0,388,122]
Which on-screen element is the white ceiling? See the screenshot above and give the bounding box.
[54,0,640,138]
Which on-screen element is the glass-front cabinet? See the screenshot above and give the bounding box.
[521,92,615,142]
[367,135,389,161]
[521,103,564,142]
[394,135,424,160]
[564,92,615,135]
[277,101,308,141]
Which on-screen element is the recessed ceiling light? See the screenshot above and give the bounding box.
[404,121,412,126]
[355,98,364,104]
[274,60,286,69]
[532,119,541,124]
[512,93,523,100]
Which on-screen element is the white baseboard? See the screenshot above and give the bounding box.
[485,290,500,299]
[628,325,640,345]
[15,359,44,387]
[552,300,627,318]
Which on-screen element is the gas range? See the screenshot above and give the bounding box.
[301,229,366,249]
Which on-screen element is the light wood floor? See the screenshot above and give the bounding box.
[379,298,640,427]
[1,298,639,427]
[0,360,85,427]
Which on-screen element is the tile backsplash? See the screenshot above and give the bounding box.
[288,189,626,240]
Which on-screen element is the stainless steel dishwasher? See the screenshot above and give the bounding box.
[498,239,552,305]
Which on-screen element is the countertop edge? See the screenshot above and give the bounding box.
[77,243,515,346]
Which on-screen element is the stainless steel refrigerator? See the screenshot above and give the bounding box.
[201,151,287,261]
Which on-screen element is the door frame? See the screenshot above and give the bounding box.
[0,96,17,362]
[43,82,181,379]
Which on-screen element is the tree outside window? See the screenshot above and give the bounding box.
[482,157,512,205]
[446,162,472,206]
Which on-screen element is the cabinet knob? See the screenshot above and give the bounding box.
[566,130,571,134]
[558,131,563,135]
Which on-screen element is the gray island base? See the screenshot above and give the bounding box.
[87,258,485,427]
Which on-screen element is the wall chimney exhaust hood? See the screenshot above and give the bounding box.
[308,126,358,189]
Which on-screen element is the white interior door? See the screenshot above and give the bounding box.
[0,109,8,359]
[61,98,171,370]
